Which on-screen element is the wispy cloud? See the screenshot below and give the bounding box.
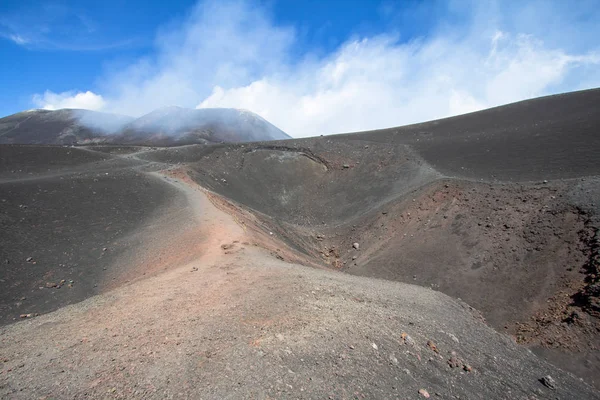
[32,0,600,137]
[94,0,295,116]
[0,4,136,51]
[6,33,29,45]
[40,38,138,52]
[32,90,106,111]
[197,32,599,136]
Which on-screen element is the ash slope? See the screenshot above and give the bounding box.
[186,88,600,388]
[349,87,600,182]
[0,149,598,399]
[3,248,599,400]
[0,145,191,325]
[0,107,290,145]
[1,88,599,398]
[0,109,134,145]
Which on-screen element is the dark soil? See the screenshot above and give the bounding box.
[0,146,183,325]
[349,87,600,181]
[1,88,600,397]
[0,145,109,175]
[183,88,600,388]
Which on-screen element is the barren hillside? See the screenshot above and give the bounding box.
[1,88,600,398]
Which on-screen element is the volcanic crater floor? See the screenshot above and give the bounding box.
[0,164,597,399]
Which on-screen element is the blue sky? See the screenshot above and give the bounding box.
[1,0,599,137]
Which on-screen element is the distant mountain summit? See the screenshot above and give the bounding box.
[0,107,290,145]
[121,107,290,144]
[0,109,134,145]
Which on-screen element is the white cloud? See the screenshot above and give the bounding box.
[8,34,28,45]
[198,32,600,136]
[0,32,30,45]
[30,0,600,137]
[96,0,294,117]
[0,5,136,51]
[32,90,106,111]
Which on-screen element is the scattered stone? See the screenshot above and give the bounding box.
[352,242,360,250]
[102,247,108,252]
[342,164,350,169]
[418,389,430,398]
[543,180,548,184]
[26,257,33,262]
[401,332,416,347]
[371,343,378,350]
[463,364,472,372]
[426,340,439,353]
[447,333,460,343]
[389,355,398,365]
[352,256,357,260]
[540,375,557,390]
[448,357,461,368]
